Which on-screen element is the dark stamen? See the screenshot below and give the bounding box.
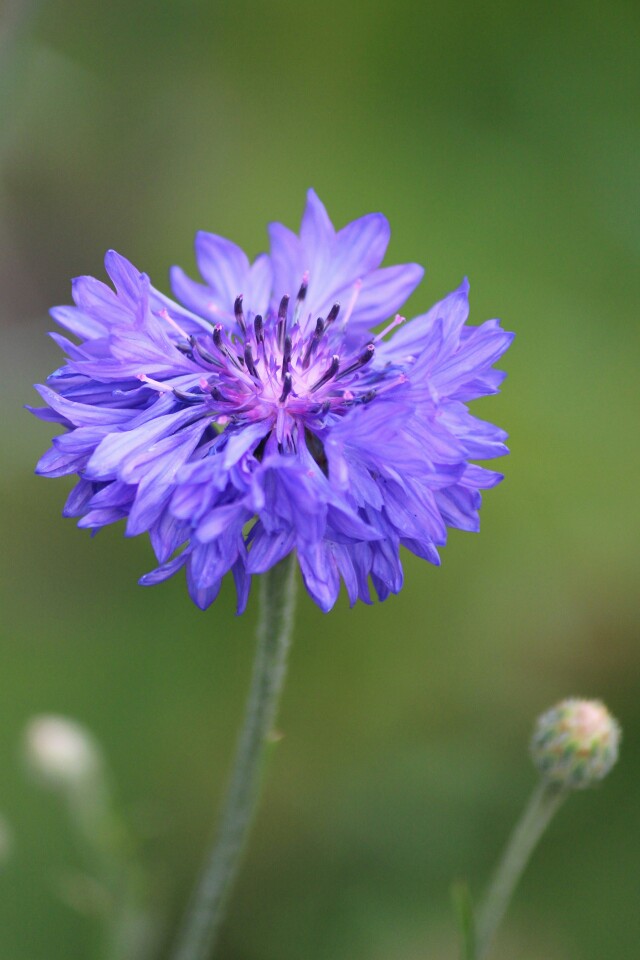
[212,323,245,371]
[254,315,264,344]
[277,295,289,349]
[234,295,246,334]
[302,318,325,369]
[296,276,308,303]
[279,372,293,403]
[311,355,340,392]
[325,303,340,326]
[191,336,219,366]
[173,386,204,403]
[244,343,259,379]
[336,342,375,379]
[294,274,310,324]
[282,335,292,377]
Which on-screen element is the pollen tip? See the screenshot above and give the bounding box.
[326,303,340,324]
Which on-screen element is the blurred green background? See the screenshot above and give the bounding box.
[1,0,639,957]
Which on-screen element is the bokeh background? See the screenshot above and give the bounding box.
[1,1,639,957]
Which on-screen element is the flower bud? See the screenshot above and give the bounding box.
[24,715,102,788]
[531,698,620,789]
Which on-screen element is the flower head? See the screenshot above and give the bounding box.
[32,191,513,612]
[24,715,102,788]
[531,698,621,789]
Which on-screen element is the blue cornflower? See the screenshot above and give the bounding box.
[32,191,513,612]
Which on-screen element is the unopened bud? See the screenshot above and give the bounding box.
[24,715,102,788]
[531,698,620,789]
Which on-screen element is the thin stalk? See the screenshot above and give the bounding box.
[475,781,566,960]
[171,554,297,960]
[53,747,157,959]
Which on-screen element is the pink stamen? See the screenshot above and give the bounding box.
[340,279,362,329]
[372,372,409,399]
[137,373,173,393]
[373,314,406,343]
[158,309,189,340]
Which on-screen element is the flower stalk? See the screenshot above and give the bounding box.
[474,781,566,960]
[24,715,157,960]
[171,554,297,960]
[471,698,620,959]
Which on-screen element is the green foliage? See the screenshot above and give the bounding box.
[451,881,477,960]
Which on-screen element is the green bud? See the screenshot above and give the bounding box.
[531,698,620,789]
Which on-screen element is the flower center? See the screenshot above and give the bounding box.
[141,278,406,451]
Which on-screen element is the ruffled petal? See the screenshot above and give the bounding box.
[32,193,512,614]
[194,232,250,309]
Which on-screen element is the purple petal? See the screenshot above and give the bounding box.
[383,279,470,363]
[170,267,234,328]
[139,552,188,586]
[246,525,295,574]
[85,407,200,481]
[34,384,133,427]
[300,189,335,248]
[332,212,390,283]
[104,250,146,306]
[268,221,304,303]
[50,305,108,340]
[194,232,250,310]
[340,263,424,333]
[297,542,340,612]
[244,253,272,314]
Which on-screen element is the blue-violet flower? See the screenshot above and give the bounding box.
[32,191,513,612]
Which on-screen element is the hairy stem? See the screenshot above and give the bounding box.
[475,781,566,959]
[171,555,297,960]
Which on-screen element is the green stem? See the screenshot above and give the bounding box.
[475,781,566,960]
[57,751,157,959]
[171,555,298,960]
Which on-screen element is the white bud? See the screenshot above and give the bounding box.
[531,698,621,789]
[24,715,102,788]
